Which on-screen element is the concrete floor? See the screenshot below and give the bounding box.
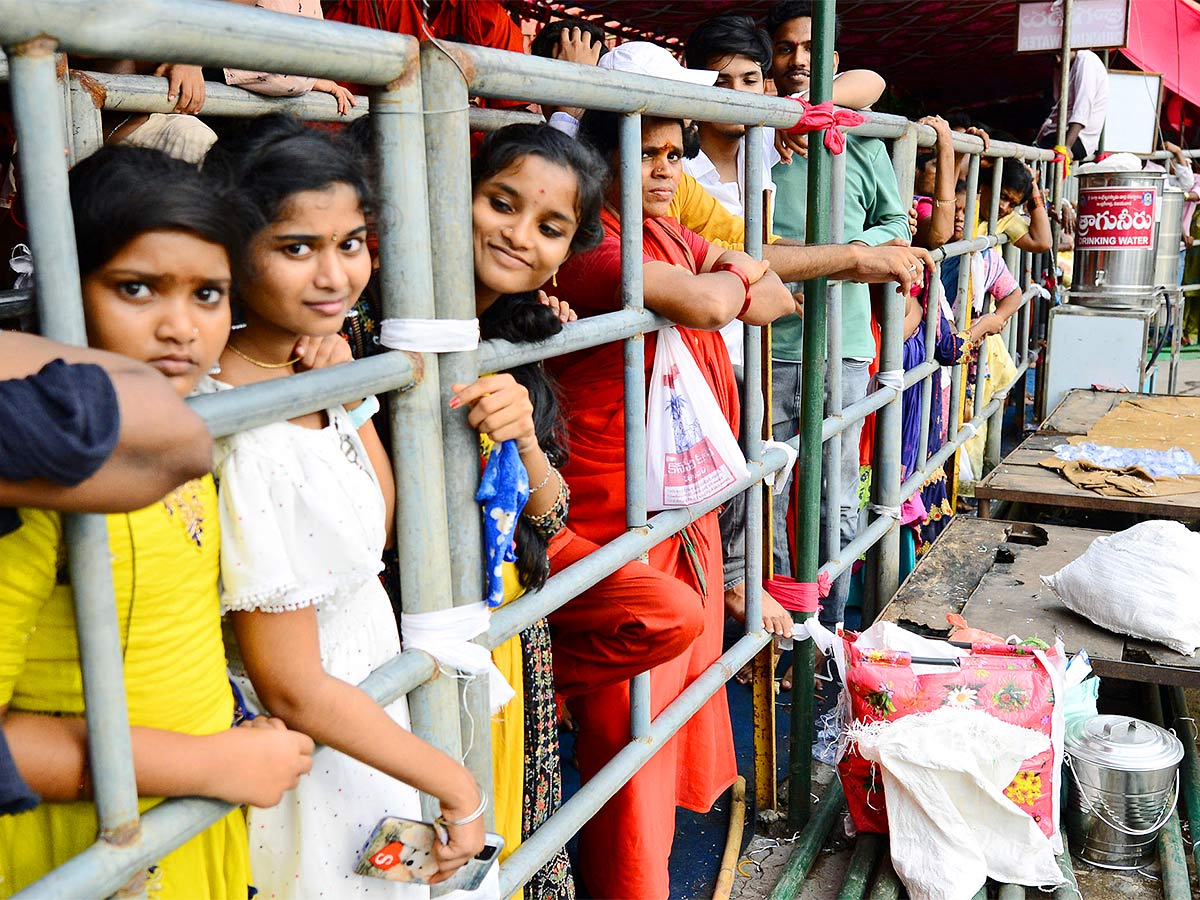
[725,354,1200,899]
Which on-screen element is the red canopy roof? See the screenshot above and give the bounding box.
[1123,0,1200,108]
[503,1,1061,139]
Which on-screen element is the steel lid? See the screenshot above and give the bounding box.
[1066,715,1183,771]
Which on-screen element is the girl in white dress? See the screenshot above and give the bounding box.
[200,115,485,899]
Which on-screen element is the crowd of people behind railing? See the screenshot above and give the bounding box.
[1,2,1197,900]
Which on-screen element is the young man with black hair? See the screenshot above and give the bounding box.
[684,14,795,641]
[765,0,911,636]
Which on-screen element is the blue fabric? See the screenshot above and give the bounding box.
[475,439,530,608]
[940,255,962,310]
[1053,442,1200,479]
[0,730,37,816]
[0,360,120,537]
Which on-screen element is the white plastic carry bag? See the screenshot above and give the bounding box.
[646,326,749,510]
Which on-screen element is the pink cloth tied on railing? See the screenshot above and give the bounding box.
[783,97,866,155]
[764,571,832,613]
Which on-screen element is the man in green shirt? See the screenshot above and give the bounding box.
[766,0,911,630]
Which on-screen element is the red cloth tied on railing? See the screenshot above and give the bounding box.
[763,571,832,613]
[783,97,866,155]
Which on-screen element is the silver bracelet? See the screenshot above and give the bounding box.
[528,452,553,493]
[438,793,487,827]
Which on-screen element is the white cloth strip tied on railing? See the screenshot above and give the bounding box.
[868,504,902,520]
[381,317,480,352]
[761,439,799,495]
[400,602,514,712]
[874,369,905,392]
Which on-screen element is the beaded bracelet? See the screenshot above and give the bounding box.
[524,467,569,538]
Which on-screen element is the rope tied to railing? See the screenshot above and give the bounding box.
[782,97,865,155]
[380,317,480,352]
[1052,144,1071,180]
[761,438,799,494]
[868,503,901,520]
[764,572,832,614]
[873,369,905,392]
[400,602,515,712]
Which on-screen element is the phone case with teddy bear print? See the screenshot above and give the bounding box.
[355,816,504,890]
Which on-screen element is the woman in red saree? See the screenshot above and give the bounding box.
[547,112,793,900]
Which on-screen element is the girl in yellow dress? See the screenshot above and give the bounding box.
[0,146,314,899]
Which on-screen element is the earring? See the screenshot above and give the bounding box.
[552,272,558,288]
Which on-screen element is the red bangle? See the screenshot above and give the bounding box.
[713,261,753,317]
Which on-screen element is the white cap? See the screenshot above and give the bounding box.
[597,42,718,87]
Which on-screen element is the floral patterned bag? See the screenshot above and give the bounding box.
[839,638,1062,841]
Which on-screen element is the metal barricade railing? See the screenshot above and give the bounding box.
[0,1,1060,897]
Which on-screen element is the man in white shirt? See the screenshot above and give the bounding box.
[1037,49,1109,161]
[684,14,794,640]
[684,14,782,368]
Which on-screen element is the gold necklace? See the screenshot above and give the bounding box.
[227,342,301,369]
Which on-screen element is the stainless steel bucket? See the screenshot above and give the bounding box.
[1065,714,1182,869]
[1070,171,1164,309]
[1154,188,1186,287]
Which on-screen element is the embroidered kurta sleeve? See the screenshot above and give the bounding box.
[213,441,383,614]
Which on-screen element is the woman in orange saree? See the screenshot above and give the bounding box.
[547,112,792,899]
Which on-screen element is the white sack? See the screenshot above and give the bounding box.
[849,708,1062,900]
[1042,520,1200,655]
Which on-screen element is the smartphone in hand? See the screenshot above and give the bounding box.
[355,816,504,890]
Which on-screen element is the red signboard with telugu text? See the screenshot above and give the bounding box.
[1016,0,1129,52]
[1075,186,1157,250]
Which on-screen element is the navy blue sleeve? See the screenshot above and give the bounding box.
[0,729,38,816]
[0,360,121,536]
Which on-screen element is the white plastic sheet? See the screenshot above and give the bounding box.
[849,708,1063,900]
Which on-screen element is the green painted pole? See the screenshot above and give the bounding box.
[836,833,884,900]
[766,780,846,900]
[969,888,988,900]
[864,857,901,900]
[1167,685,1200,879]
[787,0,836,835]
[1156,809,1190,900]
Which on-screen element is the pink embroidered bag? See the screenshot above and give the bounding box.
[839,638,1061,840]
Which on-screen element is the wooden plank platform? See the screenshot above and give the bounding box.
[976,389,1200,521]
[878,516,1200,687]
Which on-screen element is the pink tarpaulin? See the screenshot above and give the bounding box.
[1124,0,1200,107]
